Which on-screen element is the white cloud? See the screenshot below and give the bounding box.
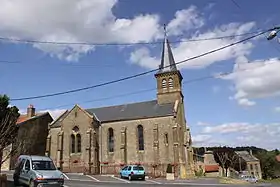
[130,21,256,70]
[166,5,204,36]
[197,121,210,126]
[192,134,212,144]
[200,122,280,149]
[274,106,280,112]
[222,58,280,106]
[237,98,256,106]
[39,109,66,120]
[0,0,165,61]
[212,85,220,94]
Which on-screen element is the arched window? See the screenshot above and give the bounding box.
[71,134,75,153]
[71,126,81,154]
[137,125,144,151]
[76,134,81,153]
[168,78,174,88]
[162,79,167,90]
[108,128,114,152]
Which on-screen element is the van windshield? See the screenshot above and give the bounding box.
[32,160,56,170]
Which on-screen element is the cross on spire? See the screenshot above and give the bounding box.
[156,24,177,73]
[163,24,167,37]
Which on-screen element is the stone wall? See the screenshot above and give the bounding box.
[99,116,179,177]
[48,106,99,174]
[10,113,53,169]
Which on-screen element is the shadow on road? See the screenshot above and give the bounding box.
[7,180,15,187]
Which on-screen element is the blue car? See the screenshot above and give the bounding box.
[119,165,145,181]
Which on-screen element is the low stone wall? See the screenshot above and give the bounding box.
[0,174,7,187]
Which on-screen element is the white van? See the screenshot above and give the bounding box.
[13,155,65,187]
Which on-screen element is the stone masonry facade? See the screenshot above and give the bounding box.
[47,34,195,178]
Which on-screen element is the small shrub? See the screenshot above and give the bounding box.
[195,168,204,177]
[166,164,173,173]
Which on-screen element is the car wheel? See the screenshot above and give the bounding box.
[120,174,123,179]
[128,175,132,181]
[142,177,145,181]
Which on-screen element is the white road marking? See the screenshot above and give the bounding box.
[63,173,70,180]
[64,185,70,187]
[85,175,100,182]
[111,176,130,183]
[146,179,162,184]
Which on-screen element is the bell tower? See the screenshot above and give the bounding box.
[155,26,183,105]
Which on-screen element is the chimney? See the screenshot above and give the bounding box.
[27,104,35,118]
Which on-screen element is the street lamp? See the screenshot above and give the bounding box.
[267,27,280,40]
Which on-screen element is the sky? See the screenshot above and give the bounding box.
[0,0,280,150]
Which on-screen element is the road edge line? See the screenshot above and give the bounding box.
[146,179,162,184]
[86,175,100,182]
[63,173,70,180]
[111,176,130,183]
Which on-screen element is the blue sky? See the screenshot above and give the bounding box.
[1,0,280,150]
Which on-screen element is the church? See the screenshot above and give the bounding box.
[47,33,195,178]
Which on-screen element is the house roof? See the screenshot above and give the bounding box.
[16,113,44,124]
[17,112,53,126]
[235,151,259,162]
[205,165,219,172]
[85,100,174,123]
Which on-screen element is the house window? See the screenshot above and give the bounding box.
[164,133,169,145]
[71,126,82,154]
[137,125,144,151]
[108,128,114,152]
[162,79,167,90]
[250,164,253,170]
[168,78,173,88]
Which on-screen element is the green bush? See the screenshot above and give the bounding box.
[195,168,205,177]
[166,164,173,173]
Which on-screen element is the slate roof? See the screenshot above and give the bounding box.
[235,151,259,162]
[86,100,174,122]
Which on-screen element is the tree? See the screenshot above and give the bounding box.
[0,95,20,171]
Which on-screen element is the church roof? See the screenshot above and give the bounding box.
[156,29,177,74]
[235,151,259,162]
[86,100,174,123]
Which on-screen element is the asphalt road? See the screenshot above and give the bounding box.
[2,170,277,187]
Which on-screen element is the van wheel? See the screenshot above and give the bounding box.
[13,178,20,186]
[29,179,36,187]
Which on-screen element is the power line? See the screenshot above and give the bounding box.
[0,30,264,46]
[10,29,272,101]
[37,60,278,111]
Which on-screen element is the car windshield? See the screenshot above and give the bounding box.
[32,160,56,170]
[133,166,144,170]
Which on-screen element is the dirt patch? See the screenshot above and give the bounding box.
[219,177,249,185]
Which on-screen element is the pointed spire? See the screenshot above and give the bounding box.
[158,24,177,73]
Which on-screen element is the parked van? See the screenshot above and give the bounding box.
[13,155,64,187]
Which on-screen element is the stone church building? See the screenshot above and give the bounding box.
[47,34,195,178]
